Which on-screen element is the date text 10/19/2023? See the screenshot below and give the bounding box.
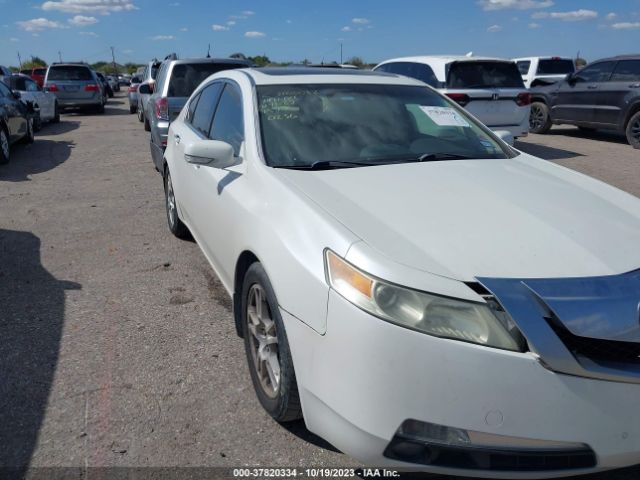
[232,468,401,478]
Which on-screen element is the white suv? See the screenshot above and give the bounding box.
[514,56,576,88]
[374,56,530,143]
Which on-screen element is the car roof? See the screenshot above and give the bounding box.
[236,67,425,86]
[591,54,640,62]
[512,56,573,61]
[375,55,515,81]
[168,57,252,66]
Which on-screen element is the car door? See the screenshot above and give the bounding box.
[25,78,53,120]
[552,61,615,124]
[0,81,25,141]
[181,82,245,285]
[592,59,640,129]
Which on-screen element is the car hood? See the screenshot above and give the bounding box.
[274,154,640,281]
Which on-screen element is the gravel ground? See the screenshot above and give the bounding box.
[1,93,639,480]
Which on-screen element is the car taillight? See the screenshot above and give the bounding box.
[85,84,100,92]
[446,93,470,107]
[47,84,59,92]
[516,92,531,106]
[155,97,169,121]
[128,85,138,93]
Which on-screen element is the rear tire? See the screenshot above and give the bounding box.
[0,126,10,165]
[53,103,60,123]
[529,102,552,134]
[129,104,136,114]
[242,263,302,423]
[33,113,42,132]
[144,115,151,132]
[96,103,105,114]
[625,111,640,150]
[21,118,34,144]
[164,167,190,239]
[137,107,144,123]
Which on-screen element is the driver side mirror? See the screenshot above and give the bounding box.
[138,83,153,95]
[567,73,578,85]
[184,139,236,169]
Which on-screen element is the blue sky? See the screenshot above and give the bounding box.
[1,0,639,68]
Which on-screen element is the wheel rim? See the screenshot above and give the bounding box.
[166,173,177,228]
[247,284,281,398]
[631,118,640,141]
[530,105,545,130]
[1,130,9,158]
[28,119,33,138]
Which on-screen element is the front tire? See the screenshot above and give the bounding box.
[0,127,10,164]
[164,168,190,239]
[144,115,151,132]
[137,107,144,123]
[529,102,552,134]
[625,111,640,149]
[21,118,34,144]
[129,104,136,114]
[242,263,302,423]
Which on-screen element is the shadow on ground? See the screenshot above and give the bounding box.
[0,139,74,182]
[515,141,585,161]
[0,229,81,476]
[548,127,629,146]
[38,119,80,136]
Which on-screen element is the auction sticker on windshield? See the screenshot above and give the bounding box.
[419,106,470,127]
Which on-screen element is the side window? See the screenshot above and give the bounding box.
[210,84,244,155]
[186,91,202,122]
[575,62,615,83]
[610,60,640,82]
[190,83,223,136]
[0,82,11,98]
[380,62,439,88]
[155,63,168,93]
[517,61,531,75]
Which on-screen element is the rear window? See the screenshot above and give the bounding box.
[447,61,525,89]
[167,63,246,97]
[34,68,46,76]
[48,66,93,81]
[151,66,159,79]
[516,61,531,75]
[20,69,31,75]
[536,59,574,75]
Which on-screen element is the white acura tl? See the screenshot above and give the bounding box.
[162,68,640,478]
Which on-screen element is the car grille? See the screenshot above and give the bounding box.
[547,317,640,365]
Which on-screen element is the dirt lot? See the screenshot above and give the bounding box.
[1,93,639,479]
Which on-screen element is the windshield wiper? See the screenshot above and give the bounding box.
[273,160,380,170]
[415,152,475,162]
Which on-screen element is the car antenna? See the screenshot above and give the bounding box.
[206,44,211,58]
[465,51,474,57]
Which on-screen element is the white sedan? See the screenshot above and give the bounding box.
[163,68,640,478]
[6,74,59,130]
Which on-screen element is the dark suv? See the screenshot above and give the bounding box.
[529,55,640,148]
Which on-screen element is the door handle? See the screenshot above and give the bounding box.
[587,85,598,90]
[174,134,181,145]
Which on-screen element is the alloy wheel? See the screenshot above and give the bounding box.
[530,104,545,130]
[165,172,177,229]
[1,130,9,159]
[246,284,281,398]
[631,118,640,141]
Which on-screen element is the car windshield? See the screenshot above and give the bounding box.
[168,63,246,97]
[257,84,512,168]
[447,61,524,89]
[536,59,574,75]
[48,66,92,81]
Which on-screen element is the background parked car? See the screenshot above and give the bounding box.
[19,67,48,88]
[128,75,142,114]
[5,74,59,130]
[0,80,35,164]
[106,75,120,92]
[529,55,640,149]
[44,63,106,114]
[136,59,162,125]
[0,65,12,85]
[514,57,576,88]
[96,72,113,99]
[140,57,251,171]
[374,56,531,143]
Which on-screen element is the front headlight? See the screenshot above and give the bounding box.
[325,250,524,352]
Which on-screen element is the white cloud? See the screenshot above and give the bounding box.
[122,49,133,54]
[68,15,98,26]
[179,27,188,31]
[79,30,97,36]
[341,26,352,32]
[286,19,292,24]
[245,31,265,38]
[528,22,541,28]
[151,34,174,40]
[9,37,19,42]
[17,17,65,31]
[352,17,370,24]
[229,14,246,20]
[611,21,640,29]
[212,24,229,31]
[242,10,255,15]
[487,24,502,32]
[479,0,553,11]
[168,1,179,5]
[533,9,598,21]
[227,20,236,26]
[41,0,137,15]
[606,12,617,21]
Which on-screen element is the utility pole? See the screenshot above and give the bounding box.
[340,43,343,64]
[17,52,22,70]
[110,46,117,74]
[58,51,62,62]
